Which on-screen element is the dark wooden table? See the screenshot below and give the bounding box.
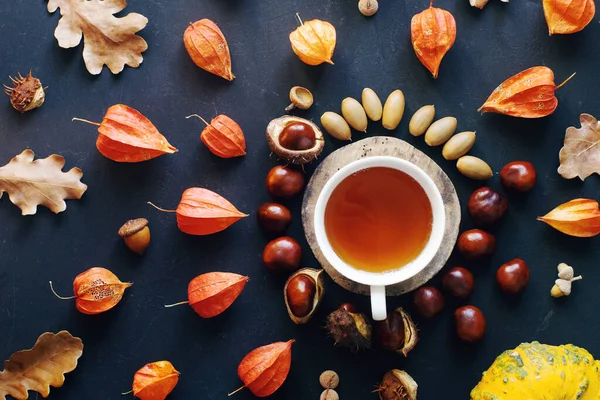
[1,1,599,399]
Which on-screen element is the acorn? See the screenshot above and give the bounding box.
[377,369,418,400]
[285,86,314,112]
[284,268,325,324]
[4,71,45,112]
[325,304,372,350]
[266,116,325,164]
[118,218,150,255]
[374,307,418,357]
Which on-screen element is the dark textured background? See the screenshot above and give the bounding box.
[1,1,599,399]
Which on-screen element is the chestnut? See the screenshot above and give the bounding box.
[454,305,486,342]
[279,122,317,151]
[500,161,536,192]
[442,267,474,298]
[257,202,292,234]
[326,304,372,350]
[457,229,496,260]
[374,308,418,356]
[266,165,305,198]
[284,268,324,324]
[339,303,357,313]
[412,286,444,318]
[467,187,508,226]
[497,258,530,294]
[262,236,302,272]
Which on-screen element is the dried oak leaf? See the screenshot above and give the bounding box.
[0,149,88,215]
[47,0,148,75]
[0,331,83,400]
[558,114,600,180]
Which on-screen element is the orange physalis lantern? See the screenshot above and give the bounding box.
[411,1,457,78]
[538,199,600,237]
[543,0,595,35]
[289,16,336,66]
[49,267,133,315]
[478,66,575,118]
[149,188,247,235]
[165,272,249,318]
[184,19,235,81]
[132,361,180,400]
[186,114,246,158]
[73,104,178,162]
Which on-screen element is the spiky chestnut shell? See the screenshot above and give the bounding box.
[378,369,418,400]
[325,307,372,350]
[4,72,45,112]
[266,116,324,164]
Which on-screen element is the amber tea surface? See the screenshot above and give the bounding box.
[324,167,433,273]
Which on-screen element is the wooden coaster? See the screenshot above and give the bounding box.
[302,136,461,296]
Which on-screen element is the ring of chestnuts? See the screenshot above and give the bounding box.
[455,305,486,342]
[467,187,508,226]
[284,268,325,324]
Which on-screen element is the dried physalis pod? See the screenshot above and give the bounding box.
[284,268,325,324]
[73,104,178,162]
[266,116,325,164]
[165,272,249,318]
[149,187,247,235]
[184,19,234,81]
[186,114,246,158]
[479,67,575,118]
[132,361,180,400]
[4,71,45,112]
[374,308,418,357]
[286,86,314,112]
[543,0,595,35]
[326,304,372,350]
[551,263,582,298]
[377,369,418,400]
[289,15,336,66]
[411,1,456,78]
[49,267,132,315]
[538,198,600,237]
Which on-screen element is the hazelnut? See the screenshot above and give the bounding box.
[442,267,474,298]
[497,258,530,294]
[413,286,444,318]
[374,308,418,357]
[118,218,150,255]
[500,161,537,192]
[284,268,325,324]
[257,202,292,235]
[262,236,302,272]
[457,229,496,260]
[266,165,305,198]
[467,187,508,226]
[455,305,486,342]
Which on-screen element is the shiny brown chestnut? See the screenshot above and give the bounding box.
[468,187,508,226]
[257,202,292,234]
[284,268,325,324]
[374,308,418,357]
[457,229,496,260]
[262,236,302,272]
[266,165,305,198]
[442,267,474,298]
[279,122,317,151]
[500,161,537,192]
[455,305,486,342]
[413,286,444,318]
[497,258,530,294]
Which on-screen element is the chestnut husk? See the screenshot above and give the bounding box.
[283,268,325,324]
[326,305,372,350]
[375,308,418,357]
[266,115,324,164]
[377,369,418,400]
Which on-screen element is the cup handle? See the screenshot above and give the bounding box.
[370,285,387,321]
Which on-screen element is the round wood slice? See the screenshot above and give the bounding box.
[302,136,461,296]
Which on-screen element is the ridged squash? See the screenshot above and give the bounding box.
[471,342,600,399]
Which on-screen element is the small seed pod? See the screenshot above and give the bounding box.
[382,90,406,130]
[321,112,352,140]
[341,97,368,132]
[285,86,314,112]
[319,370,339,389]
[409,105,436,136]
[326,304,372,350]
[284,268,325,324]
[374,307,418,357]
[362,88,383,121]
[359,0,379,16]
[4,72,45,112]
[118,218,151,255]
[266,116,325,164]
[377,369,418,400]
[424,116,457,146]
[457,156,493,180]
[442,131,476,160]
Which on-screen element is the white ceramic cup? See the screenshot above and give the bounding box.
[314,156,446,321]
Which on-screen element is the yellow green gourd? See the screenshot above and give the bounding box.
[471,342,600,400]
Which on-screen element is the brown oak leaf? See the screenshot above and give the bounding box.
[558,114,600,180]
[0,331,83,400]
[0,149,88,215]
[47,0,148,75]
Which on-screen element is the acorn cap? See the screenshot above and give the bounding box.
[266,115,325,164]
[286,86,314,111]
[118,218,149,237]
